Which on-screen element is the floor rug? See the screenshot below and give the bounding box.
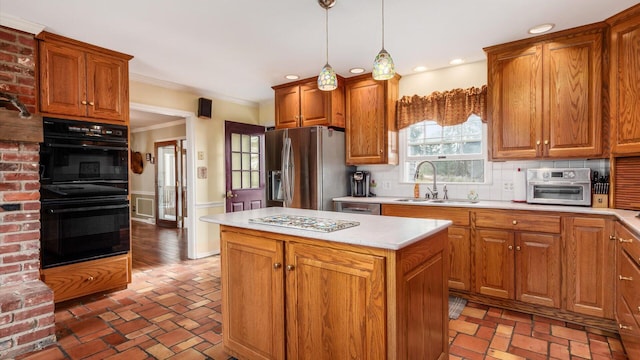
[448,296,467,319]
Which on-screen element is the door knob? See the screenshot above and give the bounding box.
[225,190,237,199]
[508,245,513,250]
[273,263,282,270]
[286,265,295,271]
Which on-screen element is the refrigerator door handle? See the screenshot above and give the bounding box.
[282,137,293,207]
[287,141,295,206]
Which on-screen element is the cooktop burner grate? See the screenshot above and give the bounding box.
[249,215,359,233]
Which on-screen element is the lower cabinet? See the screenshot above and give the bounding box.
[473,210,561,308]
[40,253,131,303]
[564,216,616,319]
[615,222,640,359]
[220,225,449,360]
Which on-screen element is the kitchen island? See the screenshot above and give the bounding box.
[201,207,452,360]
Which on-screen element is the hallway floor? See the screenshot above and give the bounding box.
[17,222,628,359]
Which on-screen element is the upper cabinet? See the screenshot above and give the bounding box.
[608,5,640,155]
[272,76,345,129]
[485,24,605,160]
[37,31,132,124]
[345,73,400,165]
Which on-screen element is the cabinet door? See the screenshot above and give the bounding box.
[299,81,330,127]
[345,77,387,164]
[87,53,128,122]
[488,44,543,159]
[449,226,471,291]
[285,242,385,359]
[274,84,300,129]
[564,217,615,319]
[39,41,87,117]
[544,32,603,158]
[515,232,561,308]
[610,15,640,154]
[221,230,285,360]
[474,229,514,299]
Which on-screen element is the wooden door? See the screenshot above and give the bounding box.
[610,13,640,154]
[515,232,561,308]
[449,226,471,291]
[543,31,603,158]
[38,41,87,117]
[224,121,265,212]
[86,53,128,122]
[564,217,615,319]
[155,140,179,228]
[475,229,514,299]
[221,229,285,360]
[285,242,386,359]
[488,44,543,159]
[345,76,386,164]
[274,84,300,129]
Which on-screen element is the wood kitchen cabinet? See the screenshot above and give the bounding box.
[473,210,561,308]
[345,73,400,165]
[615,222,640,359]
[382,204,471,291]
[608,5,640,155]
[40,253,131,303]
[485,24,605,160]
[37,31,132,124]
[272,76,345,129]
[564,216,616,319]
[220,224,449,360]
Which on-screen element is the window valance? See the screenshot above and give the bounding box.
[396,85,488,129]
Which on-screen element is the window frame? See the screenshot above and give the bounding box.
[398,116,492,184]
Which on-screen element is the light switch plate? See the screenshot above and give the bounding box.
[197,151,204,160]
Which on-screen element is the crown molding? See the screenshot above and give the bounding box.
[130,73,258,108]
[0,13,45,35]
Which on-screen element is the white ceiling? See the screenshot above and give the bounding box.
[0,0,636,106]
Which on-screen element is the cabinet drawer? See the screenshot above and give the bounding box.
[41,253,131,303]
[617,293,640,358]
[617,222,640,267]
[619,250,640,325]
[382,205,469,226]
[474,210,560,233]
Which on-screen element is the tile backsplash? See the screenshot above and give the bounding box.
[358,159,609,201]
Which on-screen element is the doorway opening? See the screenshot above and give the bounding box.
[155,139,188,228]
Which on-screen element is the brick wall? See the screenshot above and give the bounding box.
[0,26,56,359]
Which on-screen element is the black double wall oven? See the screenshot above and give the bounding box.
[40,118,130,269]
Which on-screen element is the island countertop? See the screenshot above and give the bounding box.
[200,207,451,250]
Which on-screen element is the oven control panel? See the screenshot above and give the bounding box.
[528,168,591,183]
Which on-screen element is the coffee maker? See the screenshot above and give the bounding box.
[350,171,370,197]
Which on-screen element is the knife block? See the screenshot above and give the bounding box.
[592,194,608,208]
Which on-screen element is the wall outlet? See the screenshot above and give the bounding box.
[503,182,514,191]
[382,181,391,190]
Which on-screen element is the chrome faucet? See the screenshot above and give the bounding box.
[414,160,438,199]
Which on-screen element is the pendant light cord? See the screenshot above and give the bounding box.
[381,0,385,50]
[325,8,329,64]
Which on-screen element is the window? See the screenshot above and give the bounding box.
[400,114,488,183]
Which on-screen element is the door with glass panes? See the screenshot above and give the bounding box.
[224,121,265,212]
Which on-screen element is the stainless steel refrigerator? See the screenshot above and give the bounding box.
[265,126,354,211]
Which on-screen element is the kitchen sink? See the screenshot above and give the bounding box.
[394,198,480,204]
[395,198,431,203]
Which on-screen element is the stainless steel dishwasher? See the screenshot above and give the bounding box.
[334,201,381,215]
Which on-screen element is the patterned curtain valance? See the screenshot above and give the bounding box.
[396,85,488,129]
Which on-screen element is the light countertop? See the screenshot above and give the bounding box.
[200,207,452,251]
[333,196,640,235]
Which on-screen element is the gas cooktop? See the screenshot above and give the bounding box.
[249,214,359,233]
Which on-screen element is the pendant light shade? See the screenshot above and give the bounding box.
[318,0,337,91]
[372,0,395,80]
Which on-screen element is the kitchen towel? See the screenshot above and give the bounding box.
[513,168,527,202]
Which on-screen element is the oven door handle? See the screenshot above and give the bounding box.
[48,203,129,214]
[45,143,128,151]
[533,187,582,194]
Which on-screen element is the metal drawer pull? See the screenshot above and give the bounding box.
[286,265,295,271]
[512,220,517,225]
[619,275,634,281]
[619,324,633,330]
[508,245,513,250]
[516,246,521,251]
[273,263,282,270]
[618,237,633,243]
[87,276,95,281]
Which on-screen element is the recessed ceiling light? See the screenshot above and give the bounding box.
[449,58,465,65]
[413,66,428,72]
[285,74,299,80]
[528,23,555,34]
[349,68,365,74]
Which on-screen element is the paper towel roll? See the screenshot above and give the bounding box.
[513,168,527,202]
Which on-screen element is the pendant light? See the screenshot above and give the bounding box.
[372,0,395,80]
[317,0,337,91]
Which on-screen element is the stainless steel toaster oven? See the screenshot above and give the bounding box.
[526,168,591,206]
